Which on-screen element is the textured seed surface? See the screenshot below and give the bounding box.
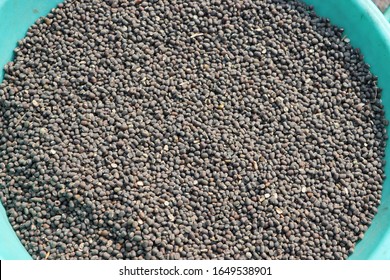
[0,0,387,260]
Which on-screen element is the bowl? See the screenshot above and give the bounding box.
[0,0,389,259]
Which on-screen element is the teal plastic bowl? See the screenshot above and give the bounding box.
[1,0,390,260]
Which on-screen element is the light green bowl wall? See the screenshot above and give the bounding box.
[0,0,390,259]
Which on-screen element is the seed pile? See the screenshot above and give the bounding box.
[0,0,387,260]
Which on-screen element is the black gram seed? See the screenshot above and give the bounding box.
[0,0,387,260]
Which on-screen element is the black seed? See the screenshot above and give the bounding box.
[0,0,385,261]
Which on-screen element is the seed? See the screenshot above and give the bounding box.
[0,0,385,261]
[275,208,283,214]
[217,103,224,110]
[252,161,258,170]
[32,100,39,107]
[356,103,365,111]
[140,130,150,137]
[39,128,48,135]
[136,181,144,187]
[102,252,110,259]
[133,235,142,242]
[44,18,52,25]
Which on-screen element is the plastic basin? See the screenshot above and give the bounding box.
[1,0,390,260]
